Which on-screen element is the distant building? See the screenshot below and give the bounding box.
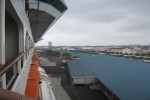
[122,48,137,54]
[107,47,138,54]
[67,47,76,51]
[80,47,94,51]
[141,46,150,53]
[94,46,111,53]
[107,47,124,54]
[48,42,52,49]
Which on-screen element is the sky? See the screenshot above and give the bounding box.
[36,0,150,46]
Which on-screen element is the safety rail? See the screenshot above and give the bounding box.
[0,52,24,76]
[0,47,33,89]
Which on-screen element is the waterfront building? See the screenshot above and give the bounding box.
[67,54,150,100]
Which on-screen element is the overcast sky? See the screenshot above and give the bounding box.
[36,0,150,46]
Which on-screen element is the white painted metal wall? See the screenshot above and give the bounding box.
[72,76,96,85]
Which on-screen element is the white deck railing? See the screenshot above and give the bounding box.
[0,47,34,89]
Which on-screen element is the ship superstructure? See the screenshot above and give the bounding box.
[0,0,67,99]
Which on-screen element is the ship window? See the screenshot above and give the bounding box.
[5,11,19,62]
[0,81,2,88]
[6,63,18,89]
[51,0,67,12]
[21,57,24,69]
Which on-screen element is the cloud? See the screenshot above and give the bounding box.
[36,0,150,46]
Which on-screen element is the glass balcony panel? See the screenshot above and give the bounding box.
[6,63,18,89]
[21,57,24,69]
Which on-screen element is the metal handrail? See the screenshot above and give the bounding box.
[0,64,4,69]
[0,47,33,76]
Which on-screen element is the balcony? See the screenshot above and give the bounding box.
[28,0,68,42]
[0,47,34,90]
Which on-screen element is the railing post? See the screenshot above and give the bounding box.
[17,59,22,74]
[21,57,24,69]
[0,0,5,64]
[23,54,26,63]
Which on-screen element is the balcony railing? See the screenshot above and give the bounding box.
[39,0,68,13]
[0,47,33,89]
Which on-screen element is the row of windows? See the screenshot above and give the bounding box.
[39,0,68,12]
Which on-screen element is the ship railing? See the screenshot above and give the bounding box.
[0,47,34,89]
